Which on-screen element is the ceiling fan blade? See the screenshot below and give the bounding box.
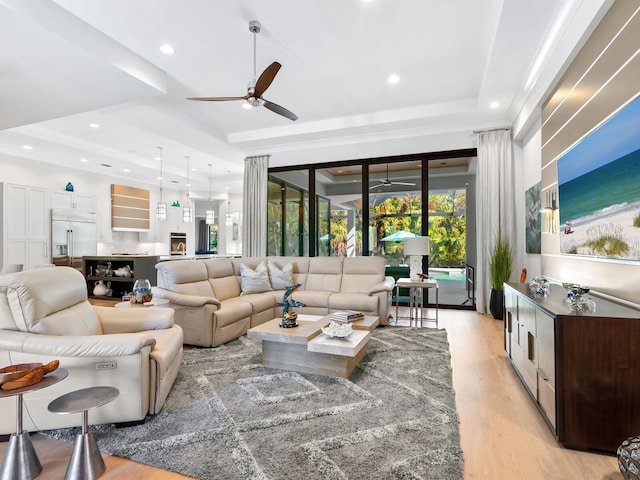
[391,182,416,186]
[254,62,281,98]
[369,183,383,190]
[263,99,298,121]
[187,96,248,102]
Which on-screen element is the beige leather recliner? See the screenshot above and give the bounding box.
[0,267,183,435]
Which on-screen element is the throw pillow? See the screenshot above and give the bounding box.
[240,262,272,295]
[268,261,294,290]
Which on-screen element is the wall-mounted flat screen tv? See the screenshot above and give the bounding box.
[557,95,640,259]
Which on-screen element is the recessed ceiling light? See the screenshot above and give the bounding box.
[337,170,343,174]
[80,158,88,163]
[22,145,33,150]
[191,168,197,172]
[154,156,161,161]
[242,102,252,110]
[159,43,175,55]
[490,101,500,109]
[89,123,100,129]
[123,168,130,173]
[387,74,400,84]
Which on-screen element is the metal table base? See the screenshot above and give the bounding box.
[0,368,68,480]
[394,278,439,328]
[48,386,119,480]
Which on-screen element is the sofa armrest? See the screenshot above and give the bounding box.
[152,287,222,308]
[95,306,175,334]
[368,276,396,295]
[0,329,156,357]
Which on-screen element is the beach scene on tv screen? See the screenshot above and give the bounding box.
[557,95,640,259]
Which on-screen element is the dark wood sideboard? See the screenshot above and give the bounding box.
[504,282,640,453]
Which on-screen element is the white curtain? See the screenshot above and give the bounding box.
[475,129,516,314]
[242,155,269,257]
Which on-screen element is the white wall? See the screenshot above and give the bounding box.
[514,118,543,281]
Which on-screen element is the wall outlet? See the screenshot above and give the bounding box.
[95,361,117,370]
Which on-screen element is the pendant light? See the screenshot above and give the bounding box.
[226,195,233,226]
[183,155,193,223]
[156,147,167,221]
[205,163,215,225]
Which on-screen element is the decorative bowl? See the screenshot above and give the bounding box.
[0,363,43,386]
[321,321,353,338]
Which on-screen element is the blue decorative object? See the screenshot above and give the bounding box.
[65,182,74,192]
[278,283,305,328]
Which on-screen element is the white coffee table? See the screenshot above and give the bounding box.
[247,315,374,378]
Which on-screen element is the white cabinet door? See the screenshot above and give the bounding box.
[27,187,49,267]
[519,300,538,396]
[51,191,96,211]
[1,183,49,269]
[96,197,112,242]
[168,206,185,232]
[536,309,556,430]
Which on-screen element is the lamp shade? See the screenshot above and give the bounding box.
[403,236,430,256]
[205,208,215,225]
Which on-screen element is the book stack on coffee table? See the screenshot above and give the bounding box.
[330,310,364,323]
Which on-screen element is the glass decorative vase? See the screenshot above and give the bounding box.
[618,436,640,479]
[132,279,153,304]
[562,283,596,313]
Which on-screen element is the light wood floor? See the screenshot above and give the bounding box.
[1,309,621,479]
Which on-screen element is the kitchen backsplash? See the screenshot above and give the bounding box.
[97,231,163,256]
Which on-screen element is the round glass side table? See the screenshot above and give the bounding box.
[48,386,119,480]
[0,368,68,480]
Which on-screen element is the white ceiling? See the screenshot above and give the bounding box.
[0,0,611,198]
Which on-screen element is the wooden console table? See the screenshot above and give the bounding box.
[504,282,640,453]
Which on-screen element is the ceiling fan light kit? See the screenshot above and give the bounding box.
[369,164,417,189]
[187,20,298,121]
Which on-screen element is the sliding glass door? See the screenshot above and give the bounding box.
[266,150,477,309]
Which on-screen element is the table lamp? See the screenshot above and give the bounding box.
[403,236,430,281]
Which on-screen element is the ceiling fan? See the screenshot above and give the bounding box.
[187,20,298,121]
[369,164,416,189]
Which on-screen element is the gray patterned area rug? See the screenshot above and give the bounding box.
[44,327,463,479]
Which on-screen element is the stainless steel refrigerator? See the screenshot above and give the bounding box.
[51,208,97,272]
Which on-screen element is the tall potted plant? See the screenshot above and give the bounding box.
[489,230,513,320]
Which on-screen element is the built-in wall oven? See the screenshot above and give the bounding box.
[170,232,187,256]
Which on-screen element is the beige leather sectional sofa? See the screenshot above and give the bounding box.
[154,256,395,347]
